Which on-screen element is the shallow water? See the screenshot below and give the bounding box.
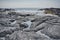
[22,21,32,29]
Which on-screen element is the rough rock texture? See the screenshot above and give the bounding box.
[0,11,60,40]
[30,16,60,40]
[5,30,51,40]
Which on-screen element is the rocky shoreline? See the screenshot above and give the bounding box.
[0,8,60,40]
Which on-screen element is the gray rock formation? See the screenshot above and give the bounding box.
[0,10,60,40]
[30,16,60,39]
[6,30,52,40]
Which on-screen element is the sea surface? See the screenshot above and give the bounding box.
[15,8,42,12]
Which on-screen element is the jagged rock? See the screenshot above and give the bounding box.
[19,23,28,30]
[7,30,51,40]
[0,27,20,37]
[31,16,60,39]
[0,30,14,37]
[0,9,60,40]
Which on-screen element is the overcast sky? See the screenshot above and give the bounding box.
[0,0,60,8]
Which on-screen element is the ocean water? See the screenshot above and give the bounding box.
[15,8,41,12]
[15,8,40,11]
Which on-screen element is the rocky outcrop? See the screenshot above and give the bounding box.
[6,30,52,40]
[30,16,60,39]
[0,10,60,40]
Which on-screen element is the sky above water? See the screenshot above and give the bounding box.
[0,0,60,8]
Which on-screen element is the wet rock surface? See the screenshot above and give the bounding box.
[0,10,60,40]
